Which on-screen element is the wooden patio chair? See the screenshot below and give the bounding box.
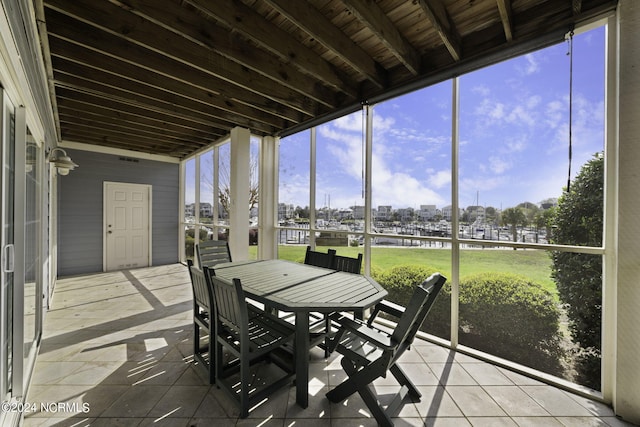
[325,273,447,427]
[332,252,363,274]
[186,259,216,384]
[196,239,231,268]
[208,271,296,418]
[303,245,336,268]
[302,246,338,356]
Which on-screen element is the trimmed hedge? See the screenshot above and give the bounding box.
[458,272,564,375]
[374,266,565,376]
[373,265,450,338]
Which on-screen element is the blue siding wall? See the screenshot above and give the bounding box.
[58,149,179,276]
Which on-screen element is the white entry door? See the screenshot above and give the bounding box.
[104,182,152,271]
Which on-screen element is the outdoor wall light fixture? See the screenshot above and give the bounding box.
[48,147,78,175]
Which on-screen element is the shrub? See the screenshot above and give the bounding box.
[551,153,603,389]
[458,272,565,375]
[375,264,439,306]
[374,265,450,339]
[375,266,565,375]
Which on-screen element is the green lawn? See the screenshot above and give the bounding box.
[250,244,556,295]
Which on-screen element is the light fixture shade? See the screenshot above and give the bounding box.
[52,155,78,170]
[48,147,78,175]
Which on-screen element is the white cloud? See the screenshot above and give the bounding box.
[519,53,541,75]
[428,169,451,189]
[488,156,512,174]
[317,111,447,208]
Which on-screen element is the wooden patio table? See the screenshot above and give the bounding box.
[212,259,388,408]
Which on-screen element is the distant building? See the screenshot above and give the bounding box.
[396,207,414,222]
[278,203,295,220]
[376,205,393,222]
[466,205,485,223]
[200,202,213,217]
[418,204,437,221]
[351,205,365,220]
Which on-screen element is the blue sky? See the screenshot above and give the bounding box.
[279,25,605,212]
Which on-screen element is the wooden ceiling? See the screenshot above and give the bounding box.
[38,0,617,158]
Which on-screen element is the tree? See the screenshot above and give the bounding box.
[551,152,603,390]
[484,206,498,224]
[201,147,259,217]
[500,207,526,244]
[517,202,539,227]
[218,151,259,215]
[295,205,309,219]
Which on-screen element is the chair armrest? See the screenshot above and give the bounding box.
[366,299,405,327]
[328,313,395,351]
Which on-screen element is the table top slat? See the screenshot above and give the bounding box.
[212,260,387,312]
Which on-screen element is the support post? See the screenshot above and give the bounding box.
[229,127,250,261]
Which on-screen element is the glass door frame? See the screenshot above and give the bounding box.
[0,90,42,406]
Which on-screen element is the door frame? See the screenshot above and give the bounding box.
[102,181,153,272]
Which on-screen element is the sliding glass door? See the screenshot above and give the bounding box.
[1,89,15,403]
[0,90,43,407]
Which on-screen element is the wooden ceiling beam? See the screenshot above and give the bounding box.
[496,0,514,42]
[48,36,302,127]
[573,0,583,15]
[56,104,220,150]
[54,77,242,136]
[57,110,214,144]
[184,0,359,99]
[60,129,198,157]
[416,0,462,60]
[262,0,387,89]
[44,2,331,114]
[51,56,277,134]
[58,113,212,147]
[55,89,227,137]
[341,0,420,75]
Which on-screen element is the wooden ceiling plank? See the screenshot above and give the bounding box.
[573,0,583,15]
[111,0,357,99]
[416,0,462,60]
[59,122,205,149]
[262,0,386,89]
[48,37,300,127]
[58,110,214,144]
[56,89,227,136]
[124,0,357,98]
[341,0,420,75]
[56,85,233,134]
[60,130,199,157]
[59,118,206,148]
[46,34,311,128]
[52,58,277,134]
[43,3,329,114]
[56,103,219,145]
[496,0,514,42]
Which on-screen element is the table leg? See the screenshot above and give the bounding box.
[295,311,310,408]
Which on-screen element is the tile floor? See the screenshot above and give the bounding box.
[23,263,637,427]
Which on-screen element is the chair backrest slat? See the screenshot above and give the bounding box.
[188,259,213,312]
[209,272,247,333]
[197,240,232,268]
[304,246,336,268]
[390,273,446,355]
[333,253,363,274]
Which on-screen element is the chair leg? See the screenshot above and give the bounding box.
[390,364,421,400]
[326,357,383,403]
[193,322,199,362]
[327,357,393,426]
[358,382,394,427]
[324,315,330,358]
[239,353,250,418]
[207,330,215,384]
